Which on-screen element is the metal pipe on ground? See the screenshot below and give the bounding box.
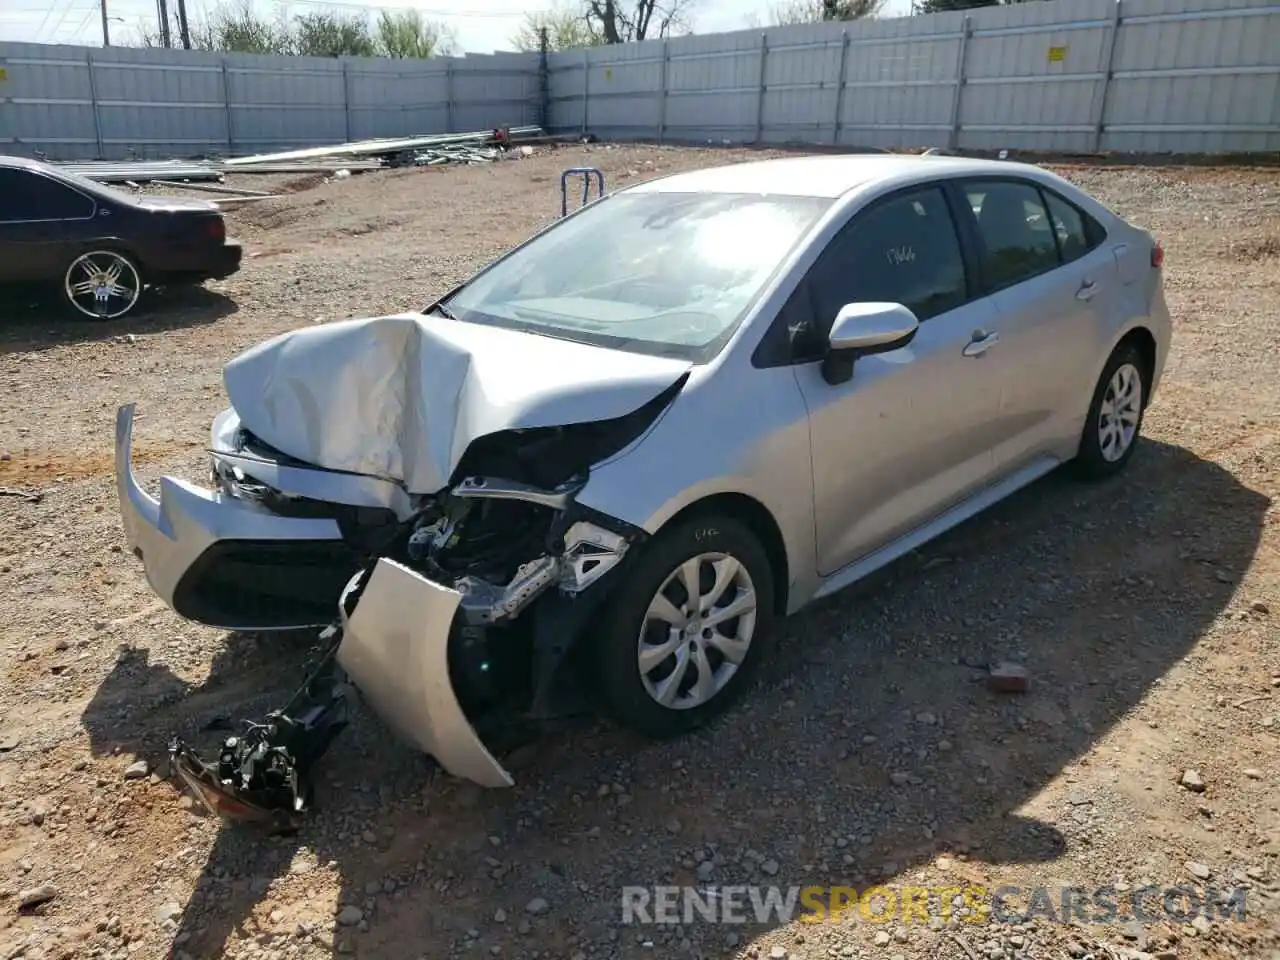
[156,180,275,197]
[222,127,544,167]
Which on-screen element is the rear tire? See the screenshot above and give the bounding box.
[593,515,777,739]
[1071,343,1148,481]
[61,249,144,321]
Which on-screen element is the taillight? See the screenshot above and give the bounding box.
[203,217,225,243]
[1151,241,1164,269]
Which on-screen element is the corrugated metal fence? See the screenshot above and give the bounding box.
[0,42,540,160]
[1,0,1276,161]
[548,0,1280,155]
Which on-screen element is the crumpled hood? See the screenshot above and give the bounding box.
[222,312,692,494]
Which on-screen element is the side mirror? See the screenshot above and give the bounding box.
[822,302,920,385]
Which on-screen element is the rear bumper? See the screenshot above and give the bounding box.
[115,403,355,630]
[336,560,514,788]
[152,240,243,282]
[208,239,243,279]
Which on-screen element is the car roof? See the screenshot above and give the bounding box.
[625,153,1054,199]
[0,154,47,171]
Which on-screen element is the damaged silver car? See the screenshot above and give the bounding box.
[116,154,1170,819]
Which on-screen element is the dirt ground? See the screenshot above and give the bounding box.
[0,143,1277,960]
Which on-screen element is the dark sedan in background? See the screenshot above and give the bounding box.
[0,155,242,320]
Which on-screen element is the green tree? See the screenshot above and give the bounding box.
[135,0,292,53]
[290,11,377,57]
[376,9,457,58]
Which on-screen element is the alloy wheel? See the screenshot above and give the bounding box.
[1097,361,1143,462]
[636,552,758,710]
[65,251,141,320]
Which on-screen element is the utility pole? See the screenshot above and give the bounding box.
[176,0,191,48]
[157,0,172,46]
[100,0,111,45]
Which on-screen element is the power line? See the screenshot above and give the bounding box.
[67,5,99,41]
[33,0,69,40]
[47,0,85,40]
[274,0,527,17]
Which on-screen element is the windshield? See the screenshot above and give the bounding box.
[440,191,832,361]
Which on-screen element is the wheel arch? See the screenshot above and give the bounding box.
[658,492,790,616]
[1114,326,1157,404]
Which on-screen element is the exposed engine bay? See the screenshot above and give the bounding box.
[168,377,686,824]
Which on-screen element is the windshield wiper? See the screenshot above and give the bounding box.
[430,301,460,321]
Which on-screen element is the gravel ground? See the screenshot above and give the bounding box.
[0,143,1278,960]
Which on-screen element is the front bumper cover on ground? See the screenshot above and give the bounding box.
[167,563,513,822]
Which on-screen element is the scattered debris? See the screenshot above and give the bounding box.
[0,487,42,503]
[1180,769,1206,793]
[1184,860,1211,880]
[222,126,545,170]
[53,127,551,187]
[158,181,274,198]
[524,897,549,915]
[123,759,150,780]
[1233,694,1271,708]
[947,932,981,960]
[987,662,1031,693]
[17,884,58,913]
[153,902,183,926]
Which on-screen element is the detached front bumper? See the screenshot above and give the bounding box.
[336,559,514,788]
[115,403,356,630]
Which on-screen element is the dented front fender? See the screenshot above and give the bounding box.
[335,559,515,788]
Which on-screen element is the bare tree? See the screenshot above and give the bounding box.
[917,0,1035,12]
[763,0,885,25]
[510,2,604,51]
[584,0,695,44]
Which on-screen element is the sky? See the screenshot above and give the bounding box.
[1,0,914,52]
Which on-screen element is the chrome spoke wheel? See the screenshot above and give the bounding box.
[64,251,141,320]
[1097,361,1143,462]
[637,552,757,711]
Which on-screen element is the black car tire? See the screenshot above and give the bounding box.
[61,248,145,321]
[593,514,777,739]
[1071,342,1149,481]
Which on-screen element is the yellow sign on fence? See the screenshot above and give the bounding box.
[1047,45,1068,63]
[0,67,8,82]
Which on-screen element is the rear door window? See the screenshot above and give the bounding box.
[965,180,1060,291]
[0,169,95,222]
[1042,189,1104,264]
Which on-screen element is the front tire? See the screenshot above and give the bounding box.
[594,515,777,739]
[1072,343,1148,481]
[62,249,143,320]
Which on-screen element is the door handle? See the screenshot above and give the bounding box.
[962,330,999,358]
[1076,280,1098,301]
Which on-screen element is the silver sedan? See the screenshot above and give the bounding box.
[116,153,1170,801]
